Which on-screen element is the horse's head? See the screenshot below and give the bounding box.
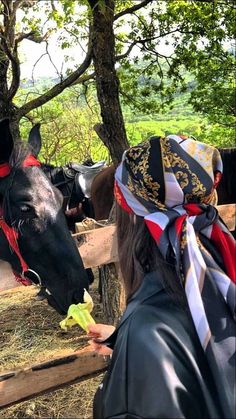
[0,119,89,314]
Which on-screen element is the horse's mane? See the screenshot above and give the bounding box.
[42,163,55,170]
[9,141,34,169]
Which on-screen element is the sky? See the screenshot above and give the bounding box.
[17,3,173,82]
[19,34,174,81]
[17,4,86,81]
[20,33,81,81]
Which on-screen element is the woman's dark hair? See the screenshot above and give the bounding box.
[116,203,183,301]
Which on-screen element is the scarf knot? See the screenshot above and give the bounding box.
[184,203,218,232]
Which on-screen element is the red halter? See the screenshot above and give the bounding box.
[0,163,11,177]
[0,155,41,285]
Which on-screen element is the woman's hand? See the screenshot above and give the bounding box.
[87,323,115,355]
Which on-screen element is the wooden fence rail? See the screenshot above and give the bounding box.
[0,348,109,409]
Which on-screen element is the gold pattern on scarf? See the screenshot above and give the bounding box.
[125,141,165,208]
[175,171,189,189]
[203,189,218,206]
[161,137,207,202]
[185,141,216,175]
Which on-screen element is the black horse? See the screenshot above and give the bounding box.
[42,160,95,231]
[27,124,106,287]
[217,147,236,205]
[0,119,90,315]
[27,124,105,231]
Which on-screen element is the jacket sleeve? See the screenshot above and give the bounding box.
[95,304,218,419]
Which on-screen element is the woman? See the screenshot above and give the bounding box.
[88,135,235,419]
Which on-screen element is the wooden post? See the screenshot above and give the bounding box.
[217,204,236,232]
[74,224,118,269]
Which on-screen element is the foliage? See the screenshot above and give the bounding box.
[19,86,109,165]
[126,118,235,149]
[0,0,234,155]
[18,80,234,167]
[116,1,235,130]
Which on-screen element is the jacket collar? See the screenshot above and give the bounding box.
[104,271,165,348]
[121,270,165,324]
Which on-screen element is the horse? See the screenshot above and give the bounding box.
[0,118,90,315]
[217,147,236,205]
[90,165,116,221]
[27,124,105,230]
[41,160,95,231]
[27,124,106,288]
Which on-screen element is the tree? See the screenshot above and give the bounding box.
[87,0,129,163]
[0,0,234,160]
[0,0,93,140]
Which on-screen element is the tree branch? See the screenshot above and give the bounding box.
[93,123,110,148]
[31,51,48,84]
[114,0,154,21]
[71,72,95,86]
[45,40,62,80]
[116,40,140,60]
[15,30,51,44]
[13,0,28,13]
[17,38,93,118]
[8,44,20,100]
[0,35,20,100]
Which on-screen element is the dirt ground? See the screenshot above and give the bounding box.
[0,268,105,418]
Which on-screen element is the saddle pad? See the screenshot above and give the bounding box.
[70,160,106,174]
[77,163,106,198]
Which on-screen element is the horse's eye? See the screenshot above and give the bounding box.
[20,204,31,213]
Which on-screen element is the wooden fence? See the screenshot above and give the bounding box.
[0,203,235,409]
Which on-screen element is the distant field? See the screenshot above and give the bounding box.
[125,117,235,148]
[90,115,234,163]
[126,117,203,145]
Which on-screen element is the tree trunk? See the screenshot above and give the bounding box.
[10,115,21,141]
[88,0,128,322]
[89,0,129,164]
[0,51,10,120]
[100,262,125,325]
[98,202,126,325]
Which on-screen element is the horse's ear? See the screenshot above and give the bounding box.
[0,118,14,163]
[28,123,41,157]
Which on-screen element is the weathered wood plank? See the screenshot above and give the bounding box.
[74,224,118,268]
[75,218,108,233]
[0,348,109,409]
[216,203,235,231]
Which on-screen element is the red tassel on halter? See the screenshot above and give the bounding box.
[0,163,11,177]
[0,155,40,179]
[22,155,41,168]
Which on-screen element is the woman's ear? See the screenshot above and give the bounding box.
[0,119,14,163]
[213,170,222,190]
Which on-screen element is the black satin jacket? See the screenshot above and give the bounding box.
[93,271,235,419]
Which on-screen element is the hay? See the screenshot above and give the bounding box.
[0,270,105,418]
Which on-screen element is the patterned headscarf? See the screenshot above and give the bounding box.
[115,135,235,414]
